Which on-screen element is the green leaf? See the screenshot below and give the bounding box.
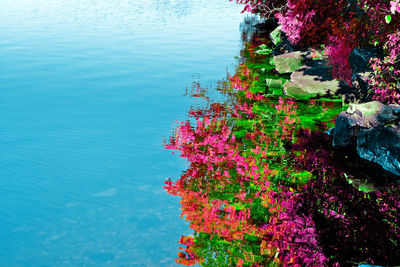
[250,86,265,93]
[292,170,313,184]
[255,48,273,55]
[232,202,246,210]
[255,44,273,55]
[269,57,275,66]
[358,185,374,193]
[385,15,392,24]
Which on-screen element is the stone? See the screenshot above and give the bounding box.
[357,126,400,176]
[299,59,333,81]
[332,101,400,176]
[346,101,383,119]
[349,47,383,78]
[240,16,275,43]
[272,30,298,55]
[344,0,365,18]
[377,104,400,124]
[345,101,400,126]
[332,112,360,147]
[266,78,284,95]
[350,72,372,101]
[270,25,282,45]
[283,61,341,99]
[333,147,399,191]
[273,51,305,74]
[283,81,312,100]
[325,127,335,136]
[347,48,382,102]
[254,18,279,33]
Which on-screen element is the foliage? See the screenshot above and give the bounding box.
[230,0,287,18]
[164,41,400,265]
[368,30,400,103]
[234,0,400,99]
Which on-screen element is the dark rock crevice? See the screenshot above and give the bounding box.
[331,102,400,176]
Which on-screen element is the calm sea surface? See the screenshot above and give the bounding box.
[0,0,244,265]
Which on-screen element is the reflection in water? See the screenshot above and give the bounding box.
[165,21,400,266]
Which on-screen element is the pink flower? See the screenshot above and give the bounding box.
[390,0,400,14]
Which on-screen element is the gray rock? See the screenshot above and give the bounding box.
[273,51,305,74]
[272,31,298,55]
[283,81,312,100]
[266,78,284,95]
[270,25,282,45]
[300,59,333,81]
[346,101,383,127]
[346,101,400,126]
[241,17,278,43]
[347,48,382,102]
[333,112,360,147]
[351,72,372,102]
[349,47,383,78]
[254,18,278,34]
[332,101,400,176]
[357,126,400,176]
[283,61,341,99]
[344,0,365,18]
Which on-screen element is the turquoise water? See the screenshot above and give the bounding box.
[0,0,244,265]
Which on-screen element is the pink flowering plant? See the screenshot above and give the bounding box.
[164,43,334,265]
[368,30,400,103]
[233,0,400,97]
[164,38,400,266]
[231,0,287,18]
[391,0,400,13]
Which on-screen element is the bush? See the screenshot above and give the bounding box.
[234,0,400,101]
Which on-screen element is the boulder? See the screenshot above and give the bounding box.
[242,17,278,43]
[270,25,282,45]
[283,61,341,99]
[350,72,372,101]
[357,126,400,176]
[346,101,383,123]
[254,18,279,33]
[266,78,284,95]
[273,51,305,74]
[283,81,312,100]
[332,112,360,147]
[332,101,400,176]
[272,29,298,55]
[346,48,382,102]
[349,47,383,78]
[344,0,365,18]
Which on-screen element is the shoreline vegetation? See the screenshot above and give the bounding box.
[164,1,400,266]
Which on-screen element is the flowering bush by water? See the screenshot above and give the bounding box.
[164,39,400,265]
[232,0,400,102]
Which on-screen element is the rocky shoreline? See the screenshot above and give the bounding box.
[253,18,400,179]
[166,14,400,266]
